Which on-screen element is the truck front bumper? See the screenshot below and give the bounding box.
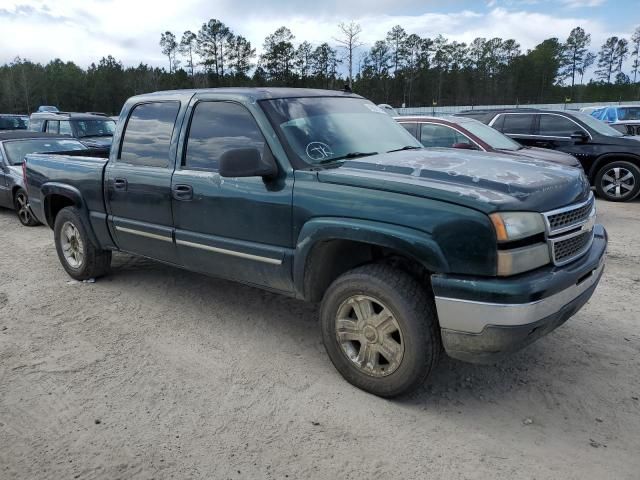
[431,224,607,364]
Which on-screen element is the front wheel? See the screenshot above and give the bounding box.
[594,161,640,202]
[54,207,112,280]
[320,264,440,397]
[14,189,40,226]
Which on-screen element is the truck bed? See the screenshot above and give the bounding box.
[24,153,109,229]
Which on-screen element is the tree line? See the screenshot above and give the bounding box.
[1,19,639,115]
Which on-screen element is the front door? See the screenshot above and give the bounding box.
[171,100,294,292]
[105,101,181,264]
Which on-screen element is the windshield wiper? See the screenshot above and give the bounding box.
[317,151,378,164]
[387,145,422,153]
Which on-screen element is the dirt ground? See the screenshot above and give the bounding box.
[0,199,639,480]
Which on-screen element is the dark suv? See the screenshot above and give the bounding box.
[28,112,115,154]
[457,108,640,202]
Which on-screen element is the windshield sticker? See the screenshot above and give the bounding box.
[306,142,334,160]
[363,103,386,114]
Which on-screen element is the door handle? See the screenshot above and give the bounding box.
[113,178,128,191]
[172,184,193,201]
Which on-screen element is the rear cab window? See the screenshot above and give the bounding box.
[119,102,180,168]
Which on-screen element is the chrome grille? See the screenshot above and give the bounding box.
[551,230,593,263]
[543,193,596,266]
[546,195,595,234]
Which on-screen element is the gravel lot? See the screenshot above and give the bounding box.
[0,199,639,480]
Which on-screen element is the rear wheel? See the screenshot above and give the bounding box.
[594,161,640,202]
[14,189,40,226]
[54,207,111,280]
[320,264,440,397]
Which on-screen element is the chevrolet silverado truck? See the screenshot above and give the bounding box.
[24,88,607,397]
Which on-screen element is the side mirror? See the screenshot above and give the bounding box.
[452,142,475,150]
[219,147,277,178]
[570,131,588,142]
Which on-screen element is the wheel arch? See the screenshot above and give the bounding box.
[587,153,640,181]
[294,218,449,302]
[41,183,101,248]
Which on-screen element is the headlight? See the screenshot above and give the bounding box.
[490,211,546,242]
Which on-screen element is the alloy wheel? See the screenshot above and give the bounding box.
[601,167,636,199]
[60,221,85,268]
[335,295,405,377]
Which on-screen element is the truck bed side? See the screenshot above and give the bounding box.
[25,153,114,249]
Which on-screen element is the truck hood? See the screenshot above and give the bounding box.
[317,149,591,213]
[507,146,581,167]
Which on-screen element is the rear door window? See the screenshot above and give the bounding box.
[119,102,180,168]
[45,120,59,134]
[59,121,73,136]
[420,123,473,148]
[538,115,580,137]
[501,114,534,134]
[29,119,43,132]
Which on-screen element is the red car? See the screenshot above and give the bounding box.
[396,115,581,167]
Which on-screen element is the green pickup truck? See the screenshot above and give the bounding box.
[24,88,607,397]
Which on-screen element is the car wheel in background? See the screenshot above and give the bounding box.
[594,161,640,202]
[14,189,40,226]
[54,206,112,280]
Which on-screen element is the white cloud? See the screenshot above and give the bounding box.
[561,0,606,7]
[0,0,632,76]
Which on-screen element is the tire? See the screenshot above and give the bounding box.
[54,206,112,281]
[594,161,640,202]
[320,264,440,397]
[14,189,40,227]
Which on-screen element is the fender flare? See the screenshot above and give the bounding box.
[293,217,449,300]
[41,183,101,248]
[588,153,640,180]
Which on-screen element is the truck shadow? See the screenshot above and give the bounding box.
[107,252,592,411]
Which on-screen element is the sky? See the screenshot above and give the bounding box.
[0,0,637,74]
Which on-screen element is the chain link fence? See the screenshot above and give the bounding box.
[396,100,640,116]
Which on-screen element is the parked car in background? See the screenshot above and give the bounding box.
[36,106,59,113]
[591,105,640,136]
[396,115,581,167]
[25,88,606,397]
[0,114,29,131]
[456,108,640,202]
[28,112,116,154]
[0,132,89,225]
[579,106,603,116]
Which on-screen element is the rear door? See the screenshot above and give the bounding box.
[492,113,536,146]
[171,98,294,292]
[105,101,181,264]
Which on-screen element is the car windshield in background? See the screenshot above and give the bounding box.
[261,97,422,166]
[617,107,640,121]
[457,119,522,151]
[0,116,28,130]
[4,139,86,165]
[572,112,624,137]
[74,119,116,137]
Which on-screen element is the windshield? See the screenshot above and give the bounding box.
[260,97,422,166]
[0,116,28,130]
[572,112,624,137]
[456,118,522,151]
[73,119,116,137]
[617,107,640,121]
[4,138,86,165]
